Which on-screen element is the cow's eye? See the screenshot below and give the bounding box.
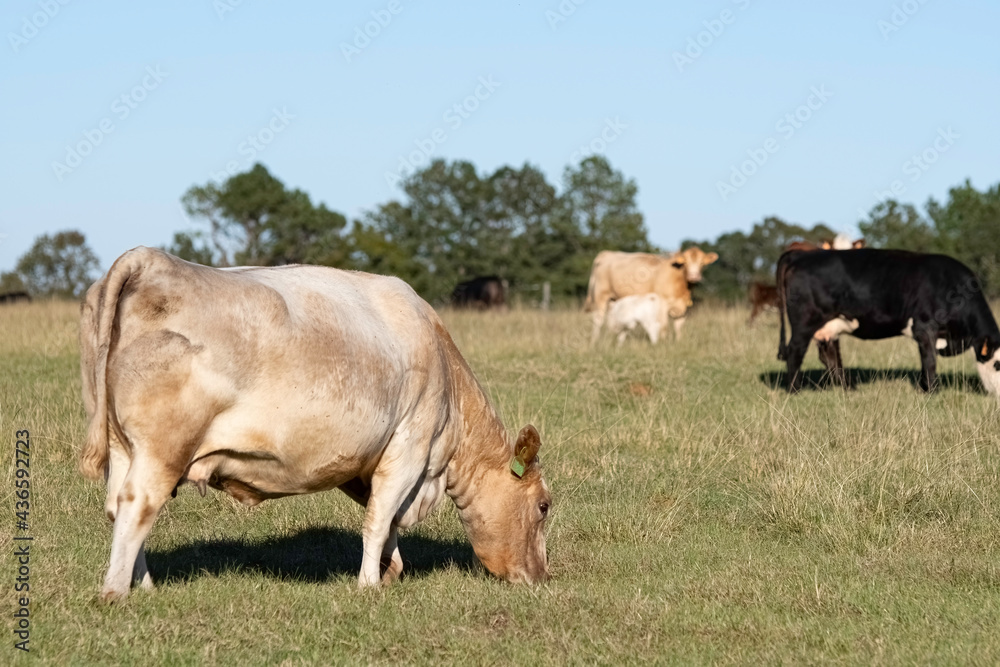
[993,360,1000,372]
[539,502,549,518]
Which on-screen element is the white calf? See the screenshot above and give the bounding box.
[605,293,677,346]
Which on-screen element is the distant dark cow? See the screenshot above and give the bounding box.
[0,291,31,304]
[747,282,779,325]
[451,276,506,310]
[777,249,1000,394]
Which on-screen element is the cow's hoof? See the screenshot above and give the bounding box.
[99,589,128,604]
[380,564,403,587]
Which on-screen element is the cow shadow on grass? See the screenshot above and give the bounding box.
[759,368,987,393]
[146,526,479,586]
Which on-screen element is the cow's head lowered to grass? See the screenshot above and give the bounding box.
[454,424,550,584]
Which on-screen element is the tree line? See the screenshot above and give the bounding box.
[168,158,651,304]
[3,158,998,304]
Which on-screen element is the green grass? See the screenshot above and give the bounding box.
[2,300,1000,664]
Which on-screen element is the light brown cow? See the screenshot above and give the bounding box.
[747,281,780,325]
[584,246,718,345]
[79,247,551,602]
[786,236,865,252]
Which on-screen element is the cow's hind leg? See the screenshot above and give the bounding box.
[101,453,181,602]
[590,306,608,347]
[103,443,154,591]
[99,330,210,600]
[672,316,686,341]
[785,330,814,393]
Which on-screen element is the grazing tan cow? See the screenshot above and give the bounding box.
[79,247,551,602]
[584,246,718,345]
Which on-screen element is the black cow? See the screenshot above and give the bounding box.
[0,291,31,304]
[451,276,506,310]
[777,249,1000,394]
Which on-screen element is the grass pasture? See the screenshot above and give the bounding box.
[3,299,1000,664]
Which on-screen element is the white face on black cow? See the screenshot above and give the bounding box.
[977,349,1000,396]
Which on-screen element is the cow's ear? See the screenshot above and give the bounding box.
[852,239,866,249]
[705,252,719,264]
[510,425,541,478]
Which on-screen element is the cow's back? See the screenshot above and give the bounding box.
[595,251,665,298]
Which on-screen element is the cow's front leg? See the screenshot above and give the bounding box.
[380,526,403,586]
[646,322,660,345]
[672,316,686,341]
[359,451,426,588]
[915,332,938,392]
[817,340,847,389]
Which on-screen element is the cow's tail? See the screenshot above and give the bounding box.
[79,248,148,481]
[776,253,790,362]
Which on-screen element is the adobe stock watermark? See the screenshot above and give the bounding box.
[209,108,294,182]
[383,75,501,188]
[13,429,32,652]
[213,0,249,20]
[341,0,405,63]
[8,0,73,53]
[855,126,958,219]
[878,0,933,40]
[716,85,833,202]
[51,65,168,182]
[546,0,587,31]
[568,117,627,164]
[673,0,752,73]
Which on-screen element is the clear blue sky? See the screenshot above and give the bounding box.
[2,0,998,271]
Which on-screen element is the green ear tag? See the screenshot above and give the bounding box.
[510,447,528,478]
